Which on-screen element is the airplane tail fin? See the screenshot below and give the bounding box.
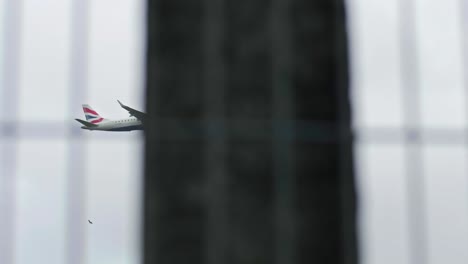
[82,104,107,124]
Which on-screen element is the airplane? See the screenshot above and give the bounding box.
[75,100,145,131]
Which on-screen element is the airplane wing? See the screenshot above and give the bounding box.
[117,100,146,121]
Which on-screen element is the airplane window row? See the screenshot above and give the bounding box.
[115,119,135,123]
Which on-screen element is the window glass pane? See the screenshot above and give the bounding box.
[84,1,145,263]
[86,139,142,264]
[348,0,404,128]
[88,0,145,110]
[18,0,71,121]
[415,0,465,128]
[15,139,66,264]
[424,145,468,264]
[355,143,410,264]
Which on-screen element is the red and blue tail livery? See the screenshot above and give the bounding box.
[75,100,146,132]
[82,104,105,124]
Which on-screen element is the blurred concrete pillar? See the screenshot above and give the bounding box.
[144,0,357,263]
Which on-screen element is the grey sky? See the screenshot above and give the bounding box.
[18,0,71,122]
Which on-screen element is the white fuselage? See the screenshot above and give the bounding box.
[81,118,144,131]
